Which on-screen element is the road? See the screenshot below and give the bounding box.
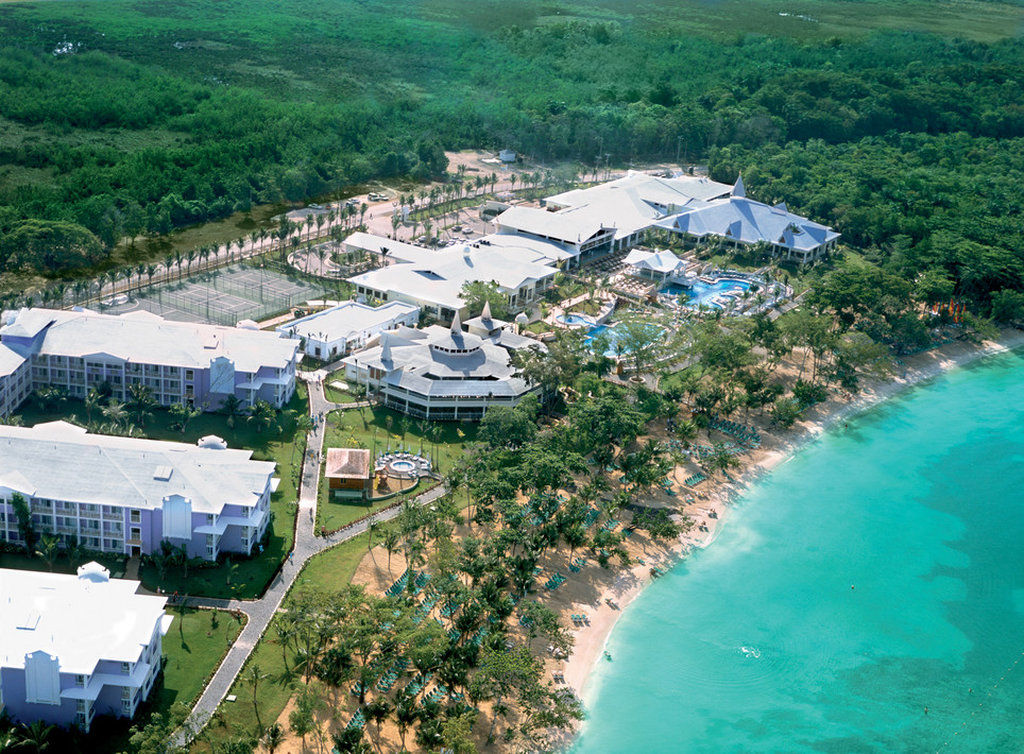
[174,375,448,744]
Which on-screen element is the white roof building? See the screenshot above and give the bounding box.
[0,420,276,516]
[0,308,297,375]
[347,236,559,320]
[342,312,542,421]
[277,301,420,361]
[658,179,840,262]
[494,171,733,263]
[622,248,687,278]
[0,565,169,731]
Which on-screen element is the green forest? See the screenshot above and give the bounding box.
[1,0,1024,314]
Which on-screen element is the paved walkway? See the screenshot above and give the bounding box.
[175,374,448,743]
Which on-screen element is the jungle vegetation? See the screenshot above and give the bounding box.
[1,0,1024,317]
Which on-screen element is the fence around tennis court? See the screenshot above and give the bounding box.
[101,264,329,326]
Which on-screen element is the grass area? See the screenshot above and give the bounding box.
[88,606,244,754]
[324,379,358,404]
[198,532,371,751]
[314,404,470,533]
[14,384,308,600]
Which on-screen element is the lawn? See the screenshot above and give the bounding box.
[13,384,309,600]
[197,532,371,751]
[324,379,359,404]
[88,606,244,754]
[315,404,475,533]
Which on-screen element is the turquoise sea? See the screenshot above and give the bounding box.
[573,347,1024,753]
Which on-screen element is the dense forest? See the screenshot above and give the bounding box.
[1,0,1024,313]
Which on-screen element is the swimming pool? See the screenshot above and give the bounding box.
[584,322,665,359]
[557,313,598,327]
[662,277,752,308]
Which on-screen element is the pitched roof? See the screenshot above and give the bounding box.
[1,309,298,373]
[663,197,840,252]
[0,567,167,675]
[0,421,276,514]
[277,301,419,342]
[325,448,371,479]
[0,343,26,378]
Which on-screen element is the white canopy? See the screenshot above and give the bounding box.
[623,249,685,275]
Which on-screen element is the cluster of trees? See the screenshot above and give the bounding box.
[3,0,1024,296]
[709,133,1024,317]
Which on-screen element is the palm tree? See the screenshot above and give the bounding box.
[382,529,400,575]
[248,400,279,432]
[126,383,156,427]
[84,388,101,424]
[35,534,60,571]
[102,399,128,429]
[262,723,285,754]
[244,662,268,731]
[17,721,55,753]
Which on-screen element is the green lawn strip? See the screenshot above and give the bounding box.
[200,534,370,749]
[13,385,308,600]
[314,405,473,533]
[323,381,357,404]
[90,606,245,754]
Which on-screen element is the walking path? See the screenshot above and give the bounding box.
[174,373,448,744]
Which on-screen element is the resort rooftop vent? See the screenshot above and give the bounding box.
[76,561,110,583]
[153,465,173,481]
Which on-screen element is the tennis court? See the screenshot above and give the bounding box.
[101,265,328,326]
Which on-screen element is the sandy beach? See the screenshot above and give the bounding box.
[558,329,1024,707]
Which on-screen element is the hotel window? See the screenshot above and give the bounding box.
[130,510,141,523]
[185,369,194,380]
[76,674,86,687]
[121,662,131,675]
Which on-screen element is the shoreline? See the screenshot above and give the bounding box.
[559,329,1024,724]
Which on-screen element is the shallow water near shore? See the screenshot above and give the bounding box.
[573,347,1024,753]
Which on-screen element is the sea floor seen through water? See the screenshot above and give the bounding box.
[574,347,1024,753]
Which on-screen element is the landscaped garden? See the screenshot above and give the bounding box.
[314,403,477,533]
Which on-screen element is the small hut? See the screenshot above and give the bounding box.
[325,448,373,500]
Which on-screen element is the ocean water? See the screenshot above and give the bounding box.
[573,347,1024,753]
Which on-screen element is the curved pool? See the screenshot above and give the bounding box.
[662,277,752,308]
[585,322,665,359]
[557,313,598,327]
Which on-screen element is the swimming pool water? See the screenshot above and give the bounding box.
[583,322,663,359]
[662,277,752,308]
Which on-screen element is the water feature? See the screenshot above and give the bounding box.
[662,277,752,308]
[574,347,1024,753]
[557,313,598,327]
[583,322,665,359]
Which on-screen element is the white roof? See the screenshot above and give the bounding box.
[499,172,733,246]
[494,205,612,246]
[0,421,276,514]
[545,172,732,209]
[0,308,298,373]
[623,248,685,275]
[663,196,840,252]
[278,301,420,342]
[347,236,558,311]
[0,567,167,674]
[343,232,437,264]
[345,325,537,400]
[0,343,25,378]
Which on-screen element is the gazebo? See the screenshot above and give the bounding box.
[325,448,373,499]
[622,248,685,281]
